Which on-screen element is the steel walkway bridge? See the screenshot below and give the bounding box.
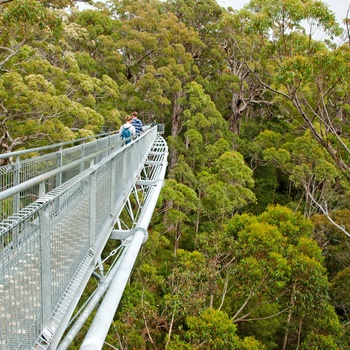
[0,125,168,350]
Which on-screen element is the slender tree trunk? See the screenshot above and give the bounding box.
[209,293,214,308]
[195,190,202,235]
[174,223,181,257]
[283,285,296,350]
[141,289,157,349]
[114,325,124,350]
[282,309,292,350]
[218,275,229,310]
[296,318,303,350]
[165,314,175,350]
[168,146,177,172]
[163,200,173,226]
[169,91,184,171]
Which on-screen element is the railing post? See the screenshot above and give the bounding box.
[80,144,86,173]
[56,146,63,187]
[12,156,21,246]
[39,205,52,330]
[108,134,112,156]
[13,156,20,214]
[89,172,97,246]
[39,181,46,197]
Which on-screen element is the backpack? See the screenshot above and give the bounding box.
[121,127,131,144]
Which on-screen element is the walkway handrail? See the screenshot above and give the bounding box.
[0,142,117,202]
[0,131,118,160]
[0,131,121,222]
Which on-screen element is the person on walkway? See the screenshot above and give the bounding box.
[120,115,135,145]
[131,111,143,135]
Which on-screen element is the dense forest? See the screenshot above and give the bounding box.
[1,0,350,348]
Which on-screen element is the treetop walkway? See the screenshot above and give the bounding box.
[0,125,168,350]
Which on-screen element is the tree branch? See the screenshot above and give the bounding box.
[0,41,26,69]
[235,307,290,323]
[307,191,350,239]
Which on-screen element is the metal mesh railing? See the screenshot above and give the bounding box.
[0,133,119,222]
[0,127,160,350]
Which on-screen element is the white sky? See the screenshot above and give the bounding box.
[80,0,349,39]
[217,0,350,25]
[82,0,349,24]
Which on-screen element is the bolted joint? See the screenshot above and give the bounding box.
[131,226,148,243]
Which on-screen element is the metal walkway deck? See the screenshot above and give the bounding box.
[0,126,168,350]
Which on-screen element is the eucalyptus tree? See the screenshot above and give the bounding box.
[219,205,344,349]
[197,150,256,225]
[107,0,207,171]
[248,0,347,169]
[218,0,350,235]
[252,122,350,240]
[119,204,345,349]
[68,8,124,80]
[212,9,273,135]
[0,0,122,154]
[163,0,269,136]
[0,0,61,68]
[168,308,265,349]
[176,81,230,169]
[159,179,199,256]
[108,0,202,119]
[0,0,65,152]
[262,130,350,218]
[273,44,350,178]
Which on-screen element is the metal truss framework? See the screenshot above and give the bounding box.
[59,136,168,350]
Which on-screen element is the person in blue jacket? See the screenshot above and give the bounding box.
[131,111,143,135]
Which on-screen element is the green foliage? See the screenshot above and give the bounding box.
[301,334,340,350]
[167,308,266,349]
[262,130,347,217]
[1,0,348,348]
[215,205,342,347]
[311,205,350,331]
[183,308,263,349]
[330,267,350,322]
[197,151,256,222]
[2,0,62,36]
[259,204,314,241]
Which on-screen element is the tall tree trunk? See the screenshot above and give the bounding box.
[229,111,241,135]
[169,91,184,171]
[174,223,181,257]
[229,90,243,135]
[296,318,303,350]
[171,91,184,135]
[195,190,202,234]
[165,314,175,350]
[282,308,292,350]
[283,285,296,350]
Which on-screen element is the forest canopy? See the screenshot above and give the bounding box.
[1,0,350,348]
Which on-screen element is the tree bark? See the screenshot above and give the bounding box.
[169,91,184,171]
